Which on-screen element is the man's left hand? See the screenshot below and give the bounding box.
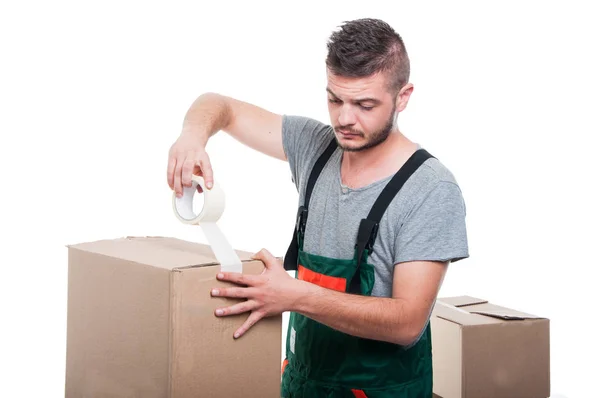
[211,248,308,339]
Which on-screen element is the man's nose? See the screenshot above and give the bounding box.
[338,104,357,127]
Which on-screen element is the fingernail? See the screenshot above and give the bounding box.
[211,289,219,296]
[234,332,240,339]
[215,309,223,316]
[217,273,223,279]
[207,182,213,189]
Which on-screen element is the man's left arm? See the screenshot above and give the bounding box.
[212,250,446,344]
[293,259,448,346]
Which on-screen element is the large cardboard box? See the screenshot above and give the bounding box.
[65,236,282,398]
[431,296,550,398]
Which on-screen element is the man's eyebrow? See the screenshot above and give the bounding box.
[326,87,339,98]
[325,88,381,105]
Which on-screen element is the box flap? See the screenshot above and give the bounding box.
[466,302,545,320]
[438,295,488,307]
[469,310,542,320]
[67,236,256,270]
[434,296,546,325]
[433,299,500,326]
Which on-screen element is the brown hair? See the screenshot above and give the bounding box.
[326,18,410,94]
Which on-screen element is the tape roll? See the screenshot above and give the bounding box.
[172,175,242,273]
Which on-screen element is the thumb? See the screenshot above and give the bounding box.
[251,248,276,269]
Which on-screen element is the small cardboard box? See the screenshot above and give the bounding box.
[431,296,550,398]
[65,236,282,398]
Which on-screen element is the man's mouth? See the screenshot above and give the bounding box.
[336,129,361,137]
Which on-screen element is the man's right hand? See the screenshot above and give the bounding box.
[166,92,286,198]
[167,133,213,198]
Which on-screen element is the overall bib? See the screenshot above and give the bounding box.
[281,138,435,398]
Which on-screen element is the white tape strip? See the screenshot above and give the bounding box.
[172,175,243,273]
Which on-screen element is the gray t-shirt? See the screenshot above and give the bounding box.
[282,115,469,298]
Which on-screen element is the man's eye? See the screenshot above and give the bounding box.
[328,98,341,104]
[360,105,374,111]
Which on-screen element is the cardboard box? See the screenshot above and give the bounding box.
[65,236,282,398]
[431,296,550,398]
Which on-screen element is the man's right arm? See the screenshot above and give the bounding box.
[167,92,285,197]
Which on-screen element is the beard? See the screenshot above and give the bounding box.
[334,107,396,152]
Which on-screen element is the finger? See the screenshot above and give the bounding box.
[167,155,176,190]
[211,286,254,299]
[217,272,258,286]
[198,153,213,189]
[173,157,183,197]
[215,299,258,317]
[234,311,264,339]
[181,155,196,188]
[195,157,204,193]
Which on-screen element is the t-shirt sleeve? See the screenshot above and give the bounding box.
[394,181,469,265]
[281,114,335,191]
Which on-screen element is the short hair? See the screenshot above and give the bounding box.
[326,18,410,94]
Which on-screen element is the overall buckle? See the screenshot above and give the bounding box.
[365,222,379,253]
[355,218,379,255]
[296,206,308,237]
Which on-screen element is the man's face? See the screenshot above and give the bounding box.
[326,69,409,152]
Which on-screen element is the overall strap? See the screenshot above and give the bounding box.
[350,148,435,294]
[284,137,338,271]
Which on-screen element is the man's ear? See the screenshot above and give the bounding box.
[395,83,414,113]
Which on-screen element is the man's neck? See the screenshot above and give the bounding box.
[341,131,418,189]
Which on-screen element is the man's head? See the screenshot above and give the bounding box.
[325,18,412,152]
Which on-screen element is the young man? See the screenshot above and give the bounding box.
[167,18,468,398]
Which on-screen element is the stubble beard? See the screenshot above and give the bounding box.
[335,107,397,152]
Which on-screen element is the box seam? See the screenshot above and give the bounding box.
[168,271,180,397]
[173,258,258,270]
[461,325,466,398]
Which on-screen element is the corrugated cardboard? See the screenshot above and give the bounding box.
[65,236,282,398]
[431,296,550,398]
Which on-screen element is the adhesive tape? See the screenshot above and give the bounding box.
[172,175,242,273]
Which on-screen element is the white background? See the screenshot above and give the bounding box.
[1,1,597,397]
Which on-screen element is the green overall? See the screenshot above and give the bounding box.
[281,139,435,398]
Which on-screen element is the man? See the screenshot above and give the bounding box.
[167,18,468,398]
